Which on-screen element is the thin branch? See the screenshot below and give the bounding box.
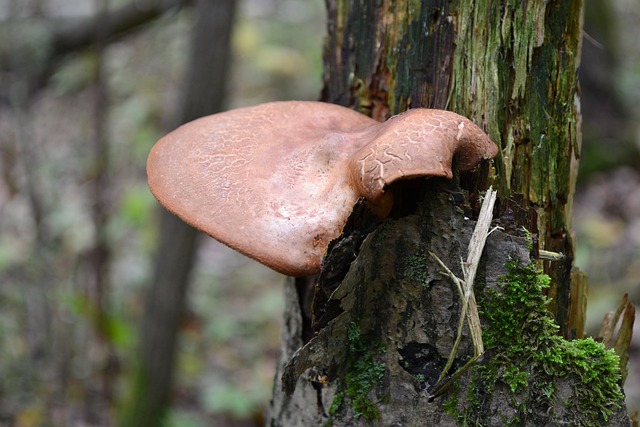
[0,0,191,101]
[53,0,191,58]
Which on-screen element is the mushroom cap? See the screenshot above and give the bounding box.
[147,101,498,276]
[348,108,498,204]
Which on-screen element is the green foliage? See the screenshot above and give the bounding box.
[118,190,149,228]
[161,410,206,427]
[67,292,134,349]
[202,383,264,419]
[522,227,534,251]
[50,53,96,95]
[451,259,625,425]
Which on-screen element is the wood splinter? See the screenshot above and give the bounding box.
[429,186,497,398]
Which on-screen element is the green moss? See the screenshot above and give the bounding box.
[452,259,624,425]
[443,382,460,419]
[501,365,529,393]
[372,221,389,246]
[328,391,344,417]
[404,252,430,287]
[328,322,386,422]
[522,227,534,251]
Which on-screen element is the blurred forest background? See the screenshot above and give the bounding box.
[0,0,638,426]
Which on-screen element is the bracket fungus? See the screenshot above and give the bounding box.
[147,101,498,276]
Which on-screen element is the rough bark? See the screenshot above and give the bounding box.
[267,0,630,425]
[120,0,237,425]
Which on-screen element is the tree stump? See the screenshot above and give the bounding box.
[266,183,630,426]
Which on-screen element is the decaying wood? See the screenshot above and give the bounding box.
[322,0,584,336]
[599,293,637,385]
[266,184,631,426]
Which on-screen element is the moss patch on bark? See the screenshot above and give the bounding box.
[446,259,624,425]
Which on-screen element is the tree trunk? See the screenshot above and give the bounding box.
[120,0,237,425]
[267,1,631,425]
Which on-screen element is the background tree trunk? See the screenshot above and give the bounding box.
[267,0,631,425]
[120,0,237,425]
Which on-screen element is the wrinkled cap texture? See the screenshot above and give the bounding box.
[147,101,498,276]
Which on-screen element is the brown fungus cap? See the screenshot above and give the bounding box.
[147,101,498,276]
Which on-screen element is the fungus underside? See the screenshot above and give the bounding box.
[445,259,624,425]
